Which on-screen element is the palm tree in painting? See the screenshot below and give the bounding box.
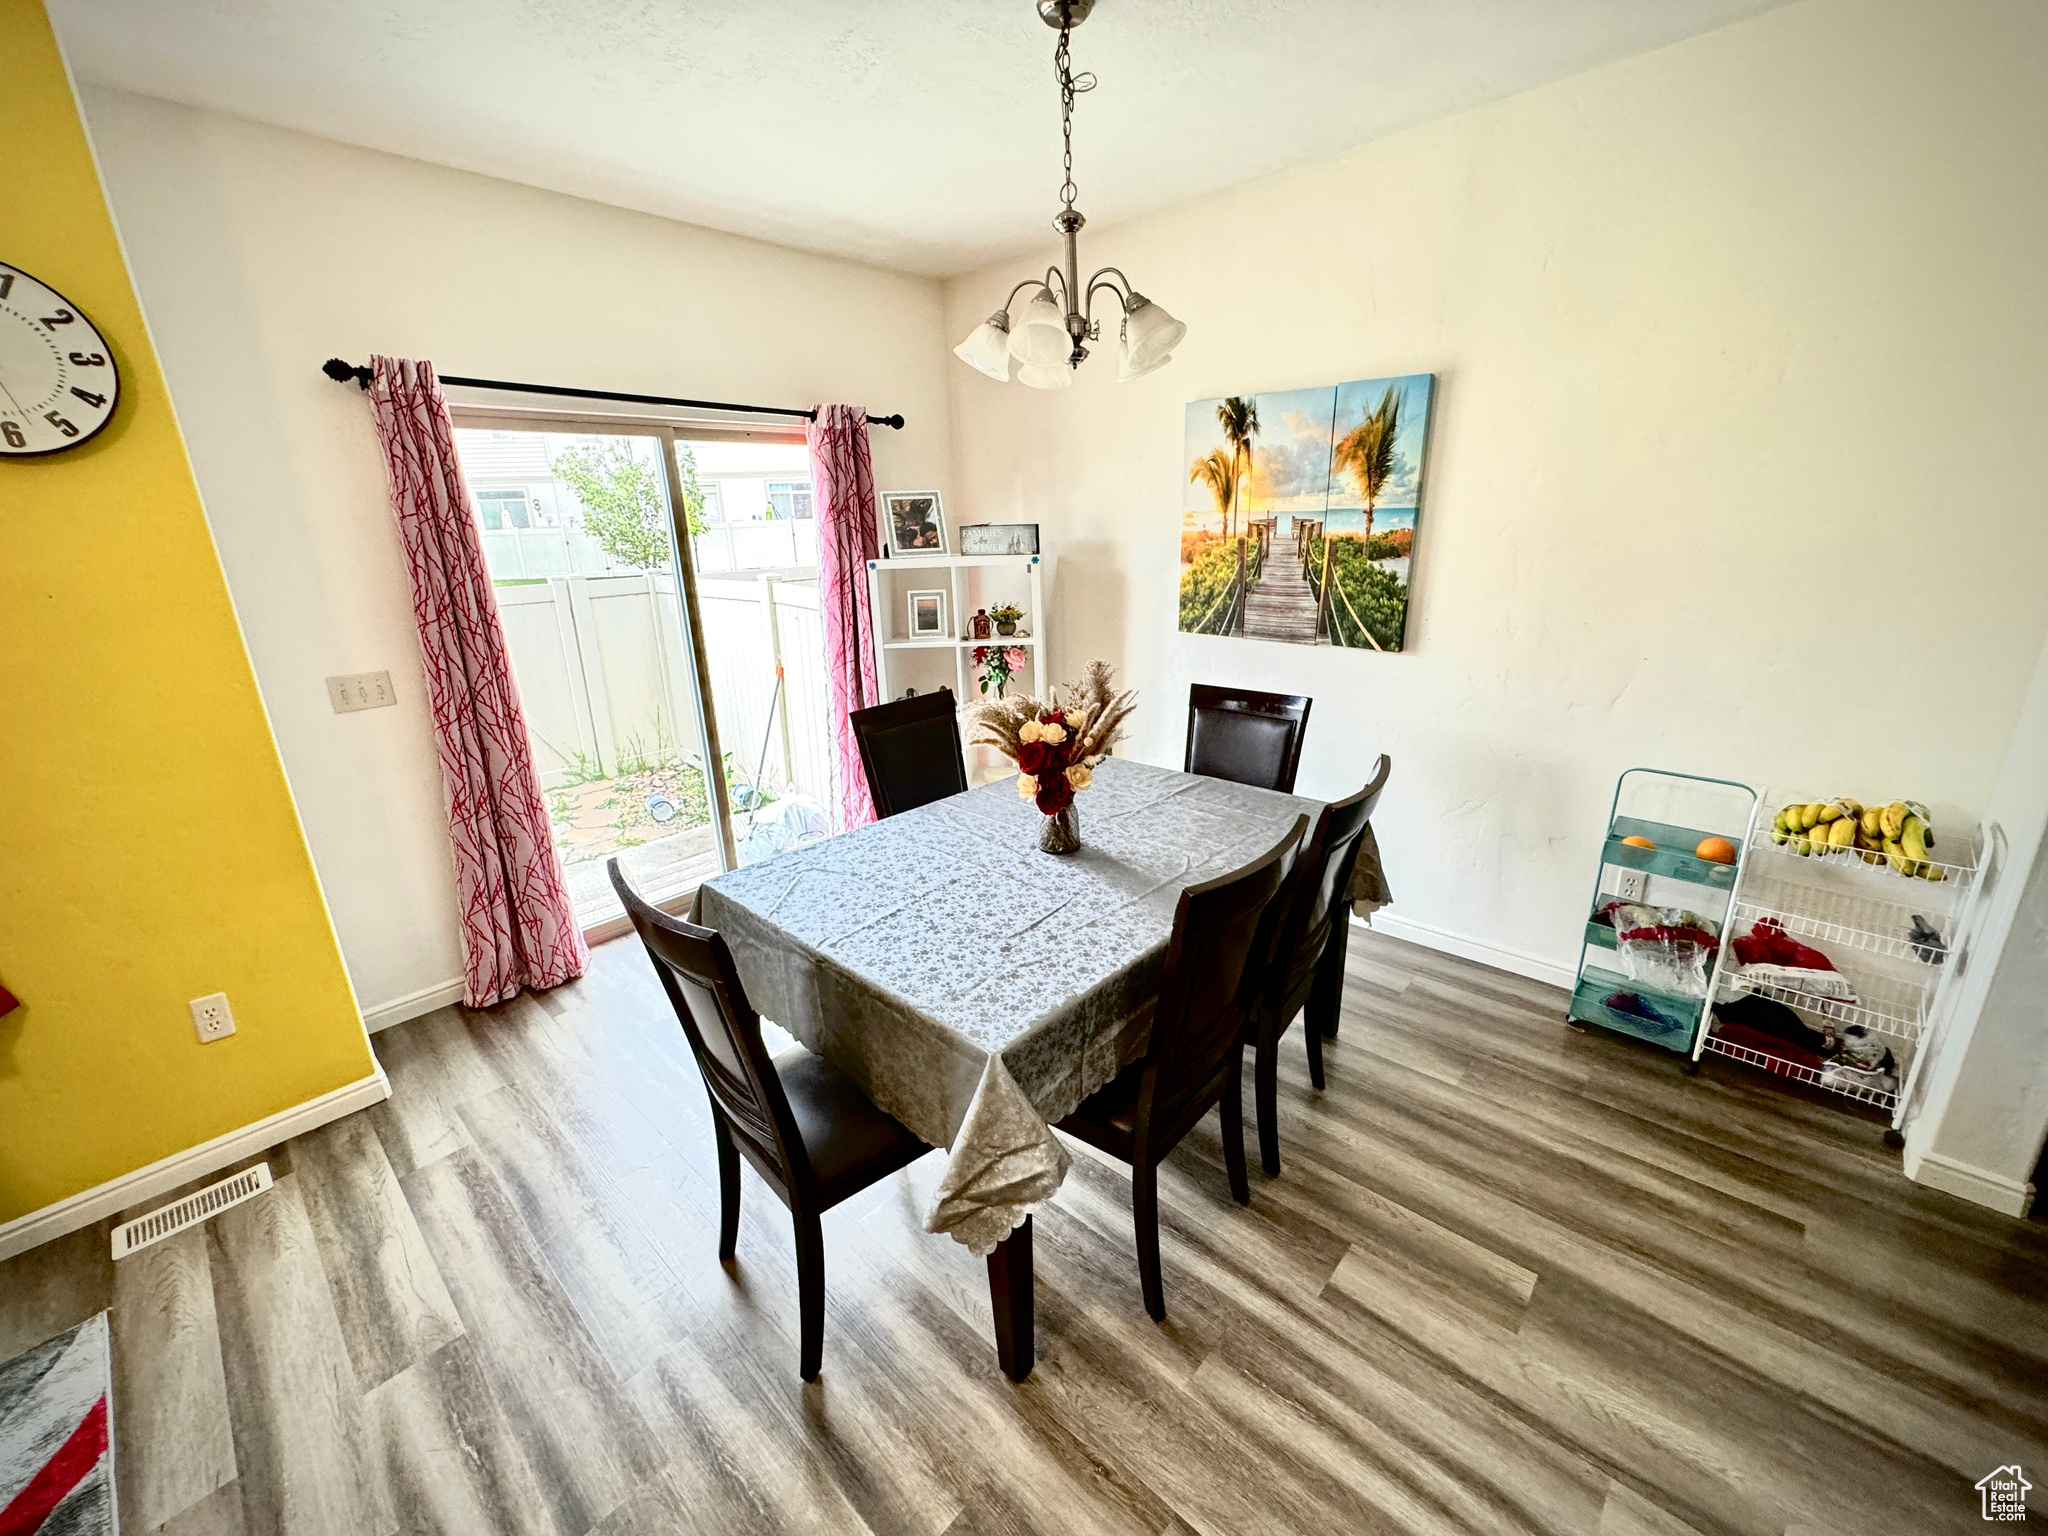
[1215,396,1259,537]
[1190,449,1236,531]
[1333,385,1402,544]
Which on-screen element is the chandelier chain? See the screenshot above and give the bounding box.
[1053,20,1095,211]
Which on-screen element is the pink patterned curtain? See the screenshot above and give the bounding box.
[368,357,588,1007]
[807,404,881,830]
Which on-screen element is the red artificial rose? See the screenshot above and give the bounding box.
[1035,775,1075,815]
[1016,739,1051,775]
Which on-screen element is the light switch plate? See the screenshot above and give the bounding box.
[327,670,396,714]
[190,992,236,1043]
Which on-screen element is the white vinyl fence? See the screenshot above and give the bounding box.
[495,573,833,806]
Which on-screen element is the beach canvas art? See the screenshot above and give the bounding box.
[1180,373,1434,651]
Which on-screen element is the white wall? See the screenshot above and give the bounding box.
[1905,624,2048,1214]
[944,0,2048,985]
[80,89,952,1023]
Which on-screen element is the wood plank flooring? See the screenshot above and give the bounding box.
[5,928,2045,1535]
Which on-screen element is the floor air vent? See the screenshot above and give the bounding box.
[111,1163,273,1259]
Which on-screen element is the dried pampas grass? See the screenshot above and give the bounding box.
[967,660,1136,766]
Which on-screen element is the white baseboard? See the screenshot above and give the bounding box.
[361,978,466,1034]
[1359,909,1577,991]
[1904,1148,2036,1219]
[0,1069,392,1262]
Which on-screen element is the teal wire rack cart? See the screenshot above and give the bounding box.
[1568,769,1760,1053]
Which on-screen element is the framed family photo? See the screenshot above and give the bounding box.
[907,588,949,638]
[882,491,949,557]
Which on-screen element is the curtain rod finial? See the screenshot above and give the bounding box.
[322,357,372,389]
[874,413,906,430]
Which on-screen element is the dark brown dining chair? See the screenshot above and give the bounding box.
[609,860,928,1381]
[1055,816,1307,1320]
[850,688,969,818]
[1183,684,1313,794]
[1250,756,1391,1177]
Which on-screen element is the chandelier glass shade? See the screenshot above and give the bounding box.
[953,0,1184,385]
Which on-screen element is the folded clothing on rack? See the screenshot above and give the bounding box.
[1602,903,1720,998]
[1732,916,1832,969]
[1600,991,1691,1037]
[1724,962,1859,1004]
[1709,993,1897,1094]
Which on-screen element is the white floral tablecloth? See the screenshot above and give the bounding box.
[693,756,1323,1253]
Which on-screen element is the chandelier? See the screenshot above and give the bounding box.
[952,0,1186,388]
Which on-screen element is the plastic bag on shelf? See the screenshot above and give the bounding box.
[1606,902,1719,998]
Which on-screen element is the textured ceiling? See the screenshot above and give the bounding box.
[52,0,1788,277]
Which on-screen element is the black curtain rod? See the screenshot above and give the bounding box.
[320,358,905,430]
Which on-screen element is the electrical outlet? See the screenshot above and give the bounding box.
[327,670,396,714]
[190,993,236,1043]
[1615,869,1648,902]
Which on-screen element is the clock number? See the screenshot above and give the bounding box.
[69,352,106,367]
[45,411,79,439]
[71,388,108,409]
[0,272,12,299]
[2,422,23,448]
[41,309,75,330]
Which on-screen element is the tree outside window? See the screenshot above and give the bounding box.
[549,441,708,570]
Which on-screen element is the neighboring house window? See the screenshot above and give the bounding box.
[766,479,813,520]
[700,482,725,525]
[476,488,531,530]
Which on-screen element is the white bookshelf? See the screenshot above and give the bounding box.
[866,553,1046,757]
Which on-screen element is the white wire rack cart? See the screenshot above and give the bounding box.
[1569,769,1760,1055]
[1694,791,1984,1145]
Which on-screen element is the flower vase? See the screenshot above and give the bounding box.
[1039,803,1081,855]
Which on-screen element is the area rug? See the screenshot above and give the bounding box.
[0,1313,115,1536]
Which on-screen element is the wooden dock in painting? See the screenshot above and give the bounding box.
[1240,531,1323,645]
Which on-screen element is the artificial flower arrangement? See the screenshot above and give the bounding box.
[969,661,1137,851]
[972,643,1029,697]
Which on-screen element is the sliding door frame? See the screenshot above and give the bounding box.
[450,403,806,914]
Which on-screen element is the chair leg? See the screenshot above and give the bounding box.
[1221,1060,1252,1206]
[794,1210,826,1381]
[1132,1162,1166,1322]
[712,1116,741,1261]
[1312,915,1350,1039]
[1255,1014,1282,1178]
[1304,1011,1327,1092]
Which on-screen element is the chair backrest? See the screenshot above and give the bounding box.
[851,689,969,818]
[1138,816,1307,1140]
[608,860,812,1197]
[1183,684,1313,794]
[1271,756,1392,996]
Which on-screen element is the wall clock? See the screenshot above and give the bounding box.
[0,261,120,456]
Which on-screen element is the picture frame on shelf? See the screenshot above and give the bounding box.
[907,588,949,639]
[958,522,1040,557]
[882,491,949,557]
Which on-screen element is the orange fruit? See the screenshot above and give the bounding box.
[1695,836,1738,864]
[1620,835,1657,849]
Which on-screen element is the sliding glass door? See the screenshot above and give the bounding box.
[674,435,836,868]
[447,415,831,930]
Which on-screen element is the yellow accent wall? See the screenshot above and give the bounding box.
[0,0,376,1223]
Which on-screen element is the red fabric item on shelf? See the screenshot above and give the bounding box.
[1617,923,1720,954]
[1714,1021,1824,1074]
[1731,917,1834,971]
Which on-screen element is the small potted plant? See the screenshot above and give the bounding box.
[988,603,1024,637]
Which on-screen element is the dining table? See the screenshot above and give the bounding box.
[691,754,1389,1380]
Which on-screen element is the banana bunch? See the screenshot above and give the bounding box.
[1768,797,1943,879]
